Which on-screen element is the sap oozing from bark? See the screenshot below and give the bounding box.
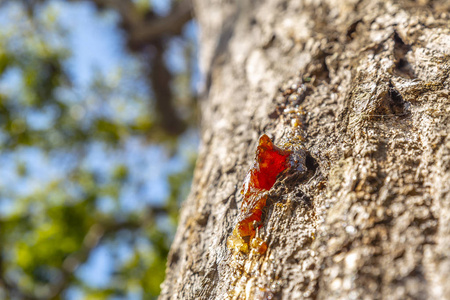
[227,134,291,254]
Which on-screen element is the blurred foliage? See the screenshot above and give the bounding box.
[0,1,197,299]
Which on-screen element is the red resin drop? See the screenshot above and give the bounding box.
[228,134,292,254]
[242,134,291,195]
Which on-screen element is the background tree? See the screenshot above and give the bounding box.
[0,0,197,299]
[161,0,450,299]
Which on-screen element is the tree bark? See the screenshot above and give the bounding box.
[160,0,450,299]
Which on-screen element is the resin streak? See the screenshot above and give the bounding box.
[227,134,291,254]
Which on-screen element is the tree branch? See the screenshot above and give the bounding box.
[82,0,193,136]
[149,40,187,135]
[84,0,193,48]
[130,0,193,47]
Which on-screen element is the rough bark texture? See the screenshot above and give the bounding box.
[160,0,450,299]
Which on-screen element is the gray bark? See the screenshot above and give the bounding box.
[160,0,450,299]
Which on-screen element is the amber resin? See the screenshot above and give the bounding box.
[227,134,292,254]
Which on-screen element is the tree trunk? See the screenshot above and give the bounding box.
[160,0,450,299]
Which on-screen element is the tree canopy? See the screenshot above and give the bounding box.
[0,0,197,299]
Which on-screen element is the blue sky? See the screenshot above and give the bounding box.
[58,1,126,89]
